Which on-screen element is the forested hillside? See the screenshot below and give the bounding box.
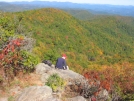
[12,8,134,71]
[0,8,134,100]
[63,9,106,20]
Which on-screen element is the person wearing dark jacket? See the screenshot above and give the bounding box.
[55,54,67,70]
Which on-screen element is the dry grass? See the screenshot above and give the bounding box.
[0,72,43,99]
[17,72,43,87]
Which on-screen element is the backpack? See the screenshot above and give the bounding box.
[42,60,52,66]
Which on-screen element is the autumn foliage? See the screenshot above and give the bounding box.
[83,64,134,100]
[0,38,22,59]
[0,13,39,89]
[83,71,112,95]
[0,38,22,85]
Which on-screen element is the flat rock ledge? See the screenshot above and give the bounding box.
[16,86,59,101]
[35,63,84,83]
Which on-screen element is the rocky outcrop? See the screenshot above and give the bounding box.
[15,63,109,101]
[16,86,56,101]
[35,63,84,83]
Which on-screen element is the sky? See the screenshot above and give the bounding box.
[1,0,134,6]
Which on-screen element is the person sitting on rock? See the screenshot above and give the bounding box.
[55,54,68,70]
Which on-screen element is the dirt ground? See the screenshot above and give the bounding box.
[0,72,43,100]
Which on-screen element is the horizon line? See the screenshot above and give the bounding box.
[0,0,134,6]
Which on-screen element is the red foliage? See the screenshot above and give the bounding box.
[0,38,24,86]
[100,80,111,91]
[0,38,23,58]
[84,72,90,79]
[83,70,112,97]
[83,65,134,99]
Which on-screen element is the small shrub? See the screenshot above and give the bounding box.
[20,50,39,73]
[46,73,66,92]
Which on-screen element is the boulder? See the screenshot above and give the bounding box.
[16,86,52,101]
[35,63,51,75]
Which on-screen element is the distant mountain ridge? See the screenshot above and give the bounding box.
[0,2,23,12]
[0,1,134,17]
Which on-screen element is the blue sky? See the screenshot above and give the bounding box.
[1,0,134,6]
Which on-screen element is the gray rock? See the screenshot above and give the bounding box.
[45,96,61,101]
[41,73,49,83]
[66,96,87,101]
[16,86,52,101]
[58,70,83,80]
[35,63,84,83]
[35,63,51,75]
[0,97,8,101]
[51,64,55,68]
